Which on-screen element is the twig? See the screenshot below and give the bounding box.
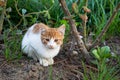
[71,69,84,78]
[24,11,46,17]
[14,18,23,29]
[14,0,22,16]
[65,71,80,80]
[54,58,67,64]
[0,8,4,34]
[4,11,13,27]
[0,61,7,68]
[86,64,98,72]
[64,65,79,69]
[59,0,91,60]
[0,0,7,34]
[89,3,120,50]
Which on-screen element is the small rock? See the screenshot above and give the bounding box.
[74,42,77,45]
[21,63,24,66]
[28,70,33,77]
[18,70,22,74]
[31,65,37,72]
[35,63,44,70]
[35,63,40,66]
[28,70,39,79]
[72,51,78,55]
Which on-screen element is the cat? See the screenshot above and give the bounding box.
[21,23,65,66]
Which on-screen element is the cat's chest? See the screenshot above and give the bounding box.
[37,46,60,58]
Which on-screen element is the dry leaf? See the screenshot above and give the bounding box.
[0,0,5,7]
[72,2,79,13]
[79,14,88,22]
[83,6,91,13]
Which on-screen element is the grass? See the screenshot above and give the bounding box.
[48,65,53,80]
[3,28,23,60]
[74,0,120,39]
[82,59,119,80]
[89,0,120,38]
[6,0,120,37]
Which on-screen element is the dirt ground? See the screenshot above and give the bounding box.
[0,52,84,80]
[0,36,120,80]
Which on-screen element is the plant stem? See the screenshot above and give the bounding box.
[0,0,7,34]
[59,0,91,60]
[89,3,120,50]
[83,18,87,43]
[83,0,88,44]
[14,0,22,16]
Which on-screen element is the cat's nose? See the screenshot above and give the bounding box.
[49,45,54,49]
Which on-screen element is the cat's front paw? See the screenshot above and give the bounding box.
[48,58,54,65]
[39,58,49,66]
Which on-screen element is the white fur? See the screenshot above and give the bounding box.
[22,24,60,66]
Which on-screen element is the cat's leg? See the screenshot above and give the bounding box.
[47,58,54,65]
[39,58,49,66]
[27,46,38,61]
[28,52,38,61]
[31,53,38,61]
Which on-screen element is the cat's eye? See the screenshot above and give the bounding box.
[45,39,49,41]
[54,39,58,42]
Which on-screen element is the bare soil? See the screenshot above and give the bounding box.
[0,36,120,80]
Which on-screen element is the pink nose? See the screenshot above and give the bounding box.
[49,45,54,49]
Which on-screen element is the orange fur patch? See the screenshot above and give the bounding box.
[41,28,64,45]
[32,23,65,46]
[32,23,49,33]
[32,24,40,33]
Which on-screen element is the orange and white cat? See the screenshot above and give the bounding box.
[22,23,65,66]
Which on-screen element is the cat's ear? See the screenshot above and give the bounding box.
[38,23,49,33]
[58,24,65,35]
[33,23,48,33]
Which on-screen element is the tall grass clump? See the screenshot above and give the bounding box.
[82,59,119,80]
[73,0,120,40]
[88,0,120,38]
[82,46,120,80]
[4,29,23,60]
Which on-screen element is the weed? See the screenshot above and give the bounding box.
[48,65,53,80]
[3,29,23,60]
[82,59,119,80]
[92,46,112,61]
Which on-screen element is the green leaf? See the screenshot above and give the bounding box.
[92,49,100,60]
[22,9,27,15]
[91,60,98,65]
[44,10,51,19]
[100,46,111,58]
[101,46,110,54]
[0,7,3,11]
[72,3,79,14]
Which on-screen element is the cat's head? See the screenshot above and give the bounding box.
[33,23,65,49]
